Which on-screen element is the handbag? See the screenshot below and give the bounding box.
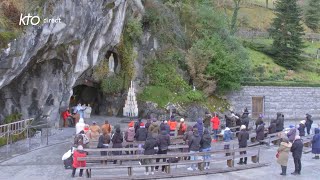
[276,152,280,158]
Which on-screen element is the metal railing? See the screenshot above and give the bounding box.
[0,118,34,138]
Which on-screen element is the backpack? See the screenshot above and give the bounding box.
[82,134,90,144]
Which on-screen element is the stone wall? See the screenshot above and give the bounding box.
[227,86,320,120]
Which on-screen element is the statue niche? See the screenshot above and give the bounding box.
[106,51,119,74]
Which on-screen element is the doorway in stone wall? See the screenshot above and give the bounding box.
[252,96,264,119]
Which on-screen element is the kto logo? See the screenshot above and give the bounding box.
[19,13,41,26]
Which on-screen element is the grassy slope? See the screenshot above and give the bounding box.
[222,3,320,84]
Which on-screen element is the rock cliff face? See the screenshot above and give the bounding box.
[0,0,130,125]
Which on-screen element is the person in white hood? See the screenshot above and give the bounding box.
[76,118,86,134]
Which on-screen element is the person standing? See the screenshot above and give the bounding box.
[168,116,177,136]
[62,108,72,127]
[241,109,250,131]
[194,118,204,137]
[287,125,297,142]
[183,126,193,159]
[298,120,306,137]
[89,121,101,140]
[148,118,160,137]
[142,133,158,175]
[223,127,233,156]
[276,139,292,176]
[203,112,212,131]
[238,125,249,165]
[145,119,152,130]
[155,126,170,172]
[76,118,85,134]
[200,129,212,169]
[291,136,303,175]
[101,120,112,135]
[160,120,170,135]
[210,113,220,141]
[305,114,313,135]
[84,104,92,119]
[312,128,320,159]
[178,118,187,136]
[71,145,89,178]
[111,127,123,164]
[187,128,201,171]
[276,112,284,132]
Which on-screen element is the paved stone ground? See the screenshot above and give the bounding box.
[0,116,319,180]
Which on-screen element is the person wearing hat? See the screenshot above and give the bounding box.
[89,121,101,140]
[298,120,306,137]
[312,128,320,159]
[135,122,148,141]
[125,121,136,155]
[238,125,249,165]
[305,114,313,135]
[72,145,89,177]
[276,138,292,176]
[76,118,86,134]
[287,125,298,142]
[291,135,303,175]
[194,118,204,137]
[178,118,187,136]
[223,127,233,156]
[160,120,170,135]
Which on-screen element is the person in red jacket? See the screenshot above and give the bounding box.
[211,113,220,142]
[178,118,187,135]
[72,145,89,177]
[62,108,71,127]
[168,115,177,136]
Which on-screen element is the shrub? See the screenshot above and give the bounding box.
[101,75,124,94]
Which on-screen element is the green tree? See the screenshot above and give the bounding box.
[269,0,305,69]
[305,0,320,32]
[230,0,241,35]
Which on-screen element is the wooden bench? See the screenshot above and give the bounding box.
[77,146,261,178]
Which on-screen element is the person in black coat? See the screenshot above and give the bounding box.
[256,121,265,143]
[111,127,123,164]
[135,123,148,141]
[305,114,313,135]
[142,133,158,175]
[298,121,306,137]
[134,119,142,134]
[201,129,212,169]
[290,136,303,175]
[238,125,249,165]
[268,119,277,134]
[276,112,284,132]
[155,126,170,172]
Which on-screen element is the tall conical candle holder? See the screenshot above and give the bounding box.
[123,81,138,118]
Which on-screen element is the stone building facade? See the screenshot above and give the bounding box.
[227,86,320,120]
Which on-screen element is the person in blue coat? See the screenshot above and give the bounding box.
[193,118,204,137]
[312,128,320,159]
